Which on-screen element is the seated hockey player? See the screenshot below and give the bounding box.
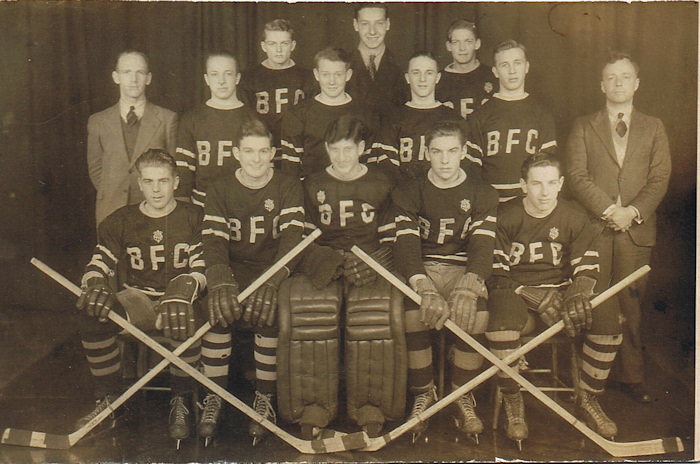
[392,120,498,443]
[277,115,405,439]
[75,148,205,448]
[199,118,305,446]
[487,151,622,447]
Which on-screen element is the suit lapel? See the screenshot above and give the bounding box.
[624,109,645,165]
[106,104,129,161]
[130,103,161,167]
[590,109,620,167]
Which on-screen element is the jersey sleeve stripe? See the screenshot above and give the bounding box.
[540,140,557,150]
[377,223,396,233]
[396,229,420,237]
[493,262,509,270]
[281,140,304,153]
[472,229,496,238]
[304,222,318,230]
[584,251,599,257]
[494,249,509,259]
[280,206,304,216]
[379,237,395,244]
[573,264,600,274]
[492,182,522,190]
[279,220,305,231]
[465,141,483,155]
[204,214,228,225]
[281,154,301,163]
[373,143,399,154]
[176,147,196,160]
[463,153,483,166]
[202,228,230,240]
[96,245,118,263]
[87,258,112,276]
[396,215,412,223]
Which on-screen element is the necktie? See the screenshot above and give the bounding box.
[615,112,627,138]
[127,106,138,126]
[368,54,377,81]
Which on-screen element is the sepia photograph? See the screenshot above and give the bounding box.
[0,1,696,462]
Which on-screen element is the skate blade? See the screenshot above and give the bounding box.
[411,432,428,444]
[176,439,181,451]
[516,439,522,452]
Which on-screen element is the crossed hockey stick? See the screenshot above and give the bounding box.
[351,246,684,457]
[2,230,371,454]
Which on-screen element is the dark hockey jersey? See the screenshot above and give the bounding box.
[435,63,495,120]
[370,103,464,184]
[202,170,305,273]
[492,198,600,288]
[303,166,395,253]
[279,97,379,179]
[175,104,257,207]
[82,202,205,297]
[393,172,498,280]
[466,95,557,201]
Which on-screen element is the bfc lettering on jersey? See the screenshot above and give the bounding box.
[486,129,540,156]
[126,242,192,271]
[399,135,429,163]
[443,97,489,119]
[506,240,564,267]
[255,88,305,115]
[418,214,473,245]
[196,140,234,166]
[317,199,376,228]
[224,214,283,244]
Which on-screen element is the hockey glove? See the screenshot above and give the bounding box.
[563,276,596,336]
[448,272,487,333]
[76,277,117,323]
[519,286,566,329]
[298,243,345,289]
[160,274,199,341]
[343,247,393,287]
[415,277,449,330]
[244,267,289,327]
[205,264,241,328]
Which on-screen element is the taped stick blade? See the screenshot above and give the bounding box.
[1,428,72,449]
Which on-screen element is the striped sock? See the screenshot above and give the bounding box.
[168,338,202,395]
[254,326,278,395]
[81,334,121,398]
[405,310,433,394]
[201,325,232,389]
[451,334,485,386]
[579,333,622,393]
[486,329,521,393]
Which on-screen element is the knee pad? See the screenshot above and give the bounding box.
[487,288,529,333]
[345,276,407,426]
[276,275,342,427]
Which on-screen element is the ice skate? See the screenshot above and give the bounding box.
[249,391,276,447]
[197,393,222,447]
[408,385,437,444]
[169,395,190,450]
[74,394,120,434]
[502,391,529,451]
[577,390,617,440]
[452,391,483,444]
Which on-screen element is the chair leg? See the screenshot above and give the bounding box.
[438,331,446,399]
[492,384,502,430]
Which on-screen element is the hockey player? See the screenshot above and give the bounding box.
[75,149,205,448]
[199,119,305,446]
[435,20,495,120]
[175,50,257,207]
[370,51,463,185]
[277,115,404,439]
[279,46,379,179]
[392,120,498,443]
[487,151,622,446]
[239,19,316,156]
[465,40,557,202]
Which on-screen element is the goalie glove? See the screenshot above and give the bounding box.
[76,277,117,323]
[298,243,345,289]
[519,286,566,332]
[160,274,199,341]
[244,267,289,327]
[448,272,487,333]
[205,264,241,328]
[415,277,449,330]
[343,246,393,287]
[563,276,596,336]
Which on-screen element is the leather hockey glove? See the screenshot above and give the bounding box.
[244,266,289,328]
[205,264,241,328]
[448,272,488,333]
[562,276,596,337]
[298,243,345,289]
[76,277,117,323]
[519,286,566,329]
[343,247,393,287]
[415,277,449,330]
[160,274,199,341]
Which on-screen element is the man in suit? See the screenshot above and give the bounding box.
[87,50,178,227]
[566,52,671,403]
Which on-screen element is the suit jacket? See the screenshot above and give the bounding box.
[565,108,671,247]
[87,102,178,226]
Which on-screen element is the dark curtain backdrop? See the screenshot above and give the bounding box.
[0,1,696,308]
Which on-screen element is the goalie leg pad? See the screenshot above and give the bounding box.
[277,275,342,427]
[116,287,158,332]
[345,276,407,426]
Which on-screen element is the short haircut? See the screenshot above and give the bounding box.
[135,148,177,176]
[314,46,352,70]
[354,3,388,19]
[601,51,640,78]
[263,18,295,41]
[521,151,562,181]
[446,19,479,41]
[325,115,367,145]
[235,119,273,147]
[492,39,528,64]
[407,51,439,71]
[425,120,466,148]
[115,50,149,72]
[205,50,239,74]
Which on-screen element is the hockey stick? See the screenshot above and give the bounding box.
[352,247,683,457]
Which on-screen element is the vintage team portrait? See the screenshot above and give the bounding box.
[0,1,695,463]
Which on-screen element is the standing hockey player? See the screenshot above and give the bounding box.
[392,120,498,444]
[175,50,256,207]
[435,20,495,120]
[277,115,405,439]
[465,40,557,202]
[199,119,305,446]
[370,51,463,185]
[487,151,622,447]
[75,149,205,448]
[279,46,379,179]
[239,19,316,155]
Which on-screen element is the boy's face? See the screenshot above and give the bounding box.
[314,58,352,99]
[405,55,441,98]
[492,47,529,92]
[446,28,480,65]
[234,135,274,180]
[112,53,151,100]
[326,138,364,178]
[137,165,179,212]
[520,165,563,214]
[261,30,296,67]
[204,56,240,101]
[428,134,464,183]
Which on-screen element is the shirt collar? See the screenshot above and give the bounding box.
[606,103,633,126]
[119,99,146,121]
[358,43,386,68]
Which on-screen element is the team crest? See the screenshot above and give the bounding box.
[484,81,493,93]
[460,199,471,213]
[153,230,164,243]
[317,190,326,204]
[549,227,559,240]
[264,199,274,212]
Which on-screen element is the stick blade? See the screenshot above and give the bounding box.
[1,428,72,449]
[309,430,369,453]
[662,437,684,453]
